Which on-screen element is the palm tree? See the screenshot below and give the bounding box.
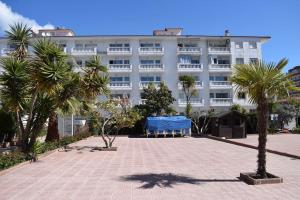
[5,23,32,60]
[179,75,197,117]
[231,59,298,178]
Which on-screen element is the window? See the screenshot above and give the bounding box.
[236,58,244,65]
[110,77,130,82]
[216,93,229,98]
[235,42,243,49]
[249,42,257,49]
[76,60,83,67]
[250,58,258,64]
[238,92,246,99]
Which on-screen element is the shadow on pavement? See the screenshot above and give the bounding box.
[120,173,240,189]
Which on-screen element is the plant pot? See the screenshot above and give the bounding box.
[240,172,283,185]
[93,147,118,151]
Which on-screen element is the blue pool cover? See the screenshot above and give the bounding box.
[145,116,191,131]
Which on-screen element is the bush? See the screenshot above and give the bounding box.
[292,127,300,134]
[0,152,27,170]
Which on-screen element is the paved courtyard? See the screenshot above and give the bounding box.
[1,136,300,200]
[230,134,300,156]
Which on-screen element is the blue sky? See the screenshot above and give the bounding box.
[0,0,299,71]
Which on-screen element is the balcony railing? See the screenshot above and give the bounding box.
[108,82,132,90]
[138,47,164,55]
[178,99,204,107]
[209,64,232,72]
[178,81,203,89]
[210,98,232,106]
[108,64,132,72]
[177,63,203,72]
[209,81,232,89]
[107,47,132,55]
[71,47,97,55]
[177,47,202,54]
[208,47,231,54]
[139,81,161,89]
[1,48,14,56]
[139,64,164,72]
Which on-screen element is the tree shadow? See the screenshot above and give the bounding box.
[58,145,100,152]
[120,173,240,189]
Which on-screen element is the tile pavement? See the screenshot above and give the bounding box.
[0,136,300,200]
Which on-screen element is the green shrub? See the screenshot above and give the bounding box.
[0,152,27,170]
[292,127,300,134]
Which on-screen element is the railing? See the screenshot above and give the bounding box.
[108,64,132,72]
[210,98,232,106]
[178,99,204,107]
[210,81,232,88]
[178,81,203,89]
[1,48,14,56]
[177,63,203,71]
[139,81,161,89]
[139,64,164,71]
[71,47,97,55]
[208,47,231,53]
[177,47,202,54]
[209,64,232,71]
[108,82,132,90]
[139,99,147,105]
[107,47,132,55]
[138,47,164,54]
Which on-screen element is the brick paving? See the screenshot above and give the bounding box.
[0,136,300,200]
[230,134,300,156]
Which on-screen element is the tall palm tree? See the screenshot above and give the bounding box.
[179,75,197,117]
[231,59,298,178]
[5,23,32,60]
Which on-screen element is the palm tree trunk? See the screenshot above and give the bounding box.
[256,97,269,178]
[45,112,59,142]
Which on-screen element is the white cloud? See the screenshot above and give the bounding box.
[0,1,54,34]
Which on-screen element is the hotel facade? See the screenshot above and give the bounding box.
[0,28,270,135]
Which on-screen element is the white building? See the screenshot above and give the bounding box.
[0,27,270,135]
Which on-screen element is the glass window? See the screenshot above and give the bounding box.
[124,77,130,82]
[155,60,161,64]
[110,77,123,82]
[141,76,154,82]
[216,93,229,98]
[249,42,257,49]
[109,44,123,47]
[238,92,246,99]
[124,60,130,64]
[236,58,244,65]
[235,42,243,49]
[155,76,161,81]
[250,58,258,64]
[210,93,215,98]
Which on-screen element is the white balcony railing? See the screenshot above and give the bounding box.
[208,47,231,54]
[139,99,147,105]
[138,47,164,55]
[1,48,14,56]
[209,81,232,89]
[178,81,203,89]
[210,98,232,106]
[178,99,204,107]
[108,64,132,72]
[139,81,161,89]
[139,64,164,72]
[209,64,232,72]
[177,63,203,72]
[107,47,132,55]
[108,82,132,90]
[177,47,202,54]
[71,47,97,55]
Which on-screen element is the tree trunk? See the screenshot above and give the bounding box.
[45,112,59,142]
[256,97,269,178]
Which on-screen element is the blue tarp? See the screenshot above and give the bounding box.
[145,116,191,132]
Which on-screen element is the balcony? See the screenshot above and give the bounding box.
[178,99,204,107]
[210,98,232,106]
[209,64,232,72]
[208,47,231,54]
[108,82,132,90]
[139,64,164,72]
[209,81,232,89]
[1,48,14,56]
[139,81,161,89]
[177,63,203,72]
[71,47,97,56]
[178,81,203,89]
[108,64,132,73]
[107,47,132,55]
[138,47,164,55]
[177,47,202,55]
